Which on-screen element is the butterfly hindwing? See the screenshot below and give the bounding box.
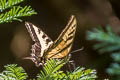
[46,15,77,59]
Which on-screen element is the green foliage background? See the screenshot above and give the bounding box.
[0,0,36,23]
[0,59,97,80]
[87,26,120,80]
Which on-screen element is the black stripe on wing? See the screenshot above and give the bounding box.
[25,22,40,43]
[52,16,75,48]
[56,15,75,40]
[45,15,77,59]
[49,42,72,58]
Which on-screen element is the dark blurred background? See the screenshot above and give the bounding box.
[0,0,120,79]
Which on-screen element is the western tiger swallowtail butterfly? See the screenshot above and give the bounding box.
[25,15,77,67]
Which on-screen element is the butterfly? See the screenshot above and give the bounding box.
[24,15,77,67]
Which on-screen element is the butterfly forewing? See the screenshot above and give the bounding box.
[46,15,77,59]
[25,22,53,57]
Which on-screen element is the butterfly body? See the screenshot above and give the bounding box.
[25,15,77,66]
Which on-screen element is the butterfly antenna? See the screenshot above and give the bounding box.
[70,47,84,54]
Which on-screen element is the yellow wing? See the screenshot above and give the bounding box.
[45,15,77,59]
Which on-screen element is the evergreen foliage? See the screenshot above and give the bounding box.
[87,26,120,80]
[0,59,97,80]
[0,0,37,24]
[0,64,27,80]
[37,59,66,80]
[87,26,120,53]
[0,0,24,11]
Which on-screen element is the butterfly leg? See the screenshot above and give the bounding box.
[65,54,76,72]
[68,60,76,70]
[66,62,72,72]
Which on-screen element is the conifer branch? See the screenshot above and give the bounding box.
[0,60,97,80]
[0,64,27,80]
[37,59,97,80]
[87,26,120,79]
[87,26,120,53]
[0,0,24,12]
[0,6,37,23]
